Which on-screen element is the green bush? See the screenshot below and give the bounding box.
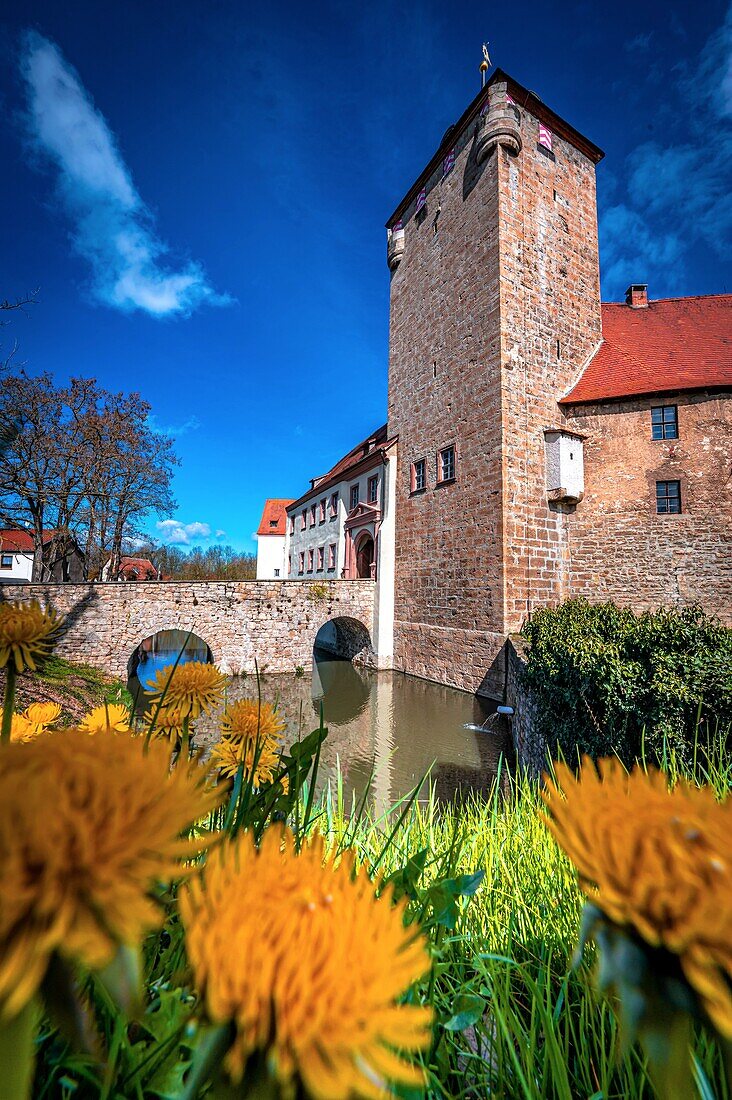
[520,599,732,766]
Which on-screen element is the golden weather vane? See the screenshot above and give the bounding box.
[480,42,491,87]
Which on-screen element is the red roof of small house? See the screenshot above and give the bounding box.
[560,295,732,405]
[256,499,294,537]
[0,529,59,553]
[118,557,158,580]
[287,425,396,511]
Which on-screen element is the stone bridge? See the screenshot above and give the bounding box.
[0,580,376,680]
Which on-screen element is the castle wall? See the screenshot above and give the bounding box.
[387,88,505,696]
[497,100,602,631]
[387,78,603,696]
[564,391,732,620]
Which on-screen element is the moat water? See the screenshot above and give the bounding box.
[129,633,512,807]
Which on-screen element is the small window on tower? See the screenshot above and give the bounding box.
[437,445,456,484]
[651,406,678,440]
[656,480,681,514]
[411,459,427,493]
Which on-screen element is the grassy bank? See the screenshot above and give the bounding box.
[317,769,729,1099]
[0,656,131,725]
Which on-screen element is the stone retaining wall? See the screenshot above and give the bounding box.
[0,581,376,680]
[504,634,546,779]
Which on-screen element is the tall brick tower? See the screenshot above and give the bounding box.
[386,69,604,696]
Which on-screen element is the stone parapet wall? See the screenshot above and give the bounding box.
[504,634,546,780]
[0,580,376,680]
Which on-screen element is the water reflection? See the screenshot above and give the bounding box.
[129,629,210,710]
[128,643,512,806]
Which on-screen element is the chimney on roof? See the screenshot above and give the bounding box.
[625,283,648,309]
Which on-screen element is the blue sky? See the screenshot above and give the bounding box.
[1,1,731,552]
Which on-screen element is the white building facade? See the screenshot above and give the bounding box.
[255,499,293,580]
[255,426,398,667]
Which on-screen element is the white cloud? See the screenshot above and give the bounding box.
[600,3,732,299]
[148,414,201,438]
[215,529,226,539]
[19,31,230,318]
[156,519,212,545]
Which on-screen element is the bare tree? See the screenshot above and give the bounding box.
[0,372,178,580]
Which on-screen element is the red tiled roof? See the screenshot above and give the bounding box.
[0,529,58,553]
[561,295,732,405]
[257,499,294,537]
[287,425,394,511]
[118,556,158,580]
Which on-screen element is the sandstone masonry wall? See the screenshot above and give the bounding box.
[0,581,376,679]
[387,78,603,697]
[564,392,732,620]
[498,97,602,631]
[387,83,505,697]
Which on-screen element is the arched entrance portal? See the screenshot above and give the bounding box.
[355,534,375,579]
[127,629,213,711]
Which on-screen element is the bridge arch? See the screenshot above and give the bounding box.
[313,615,375,665]
[127,627,214,682]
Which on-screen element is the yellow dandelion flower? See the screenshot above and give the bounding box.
[222,698,286,742]
[0,729,222,1021]
[0,599,62,672]
[209,732,281,786]
[143,703,187,740]
[146,661,225,719]
[79,702,130,734]
[10,713,43,743]
[211,699,287,786]
[543,758,732,1036]
[24,701,62,728]
[180,828,433,1097]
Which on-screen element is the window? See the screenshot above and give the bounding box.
[350,484,360,510]
[289,516,295,535]
[330,492,339,518]
[288,554,292,575]
[269,519,278,528]
[301,510,307,531]
[319,498,326,523]
[368,475,378,504]
[307,548,314,572]
[652,405,678,440]
[317,546,324,571]
[328,543,336,570]
[438,445,456,483]
[411,459,426,493]
[0,553,12,569]
[298,551,305,574]
[309,504,316,527]
[656,480,681,514]
[274,568,280,577]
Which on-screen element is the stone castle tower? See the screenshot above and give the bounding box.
[386,69,604,696]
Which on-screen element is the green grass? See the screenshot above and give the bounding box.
[315,760,729,1099]
[29,725,730,1099]
[30,656,131,710]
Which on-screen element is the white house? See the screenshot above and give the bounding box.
[0,529,85,583]
[256,425,398,666]
[255,499,293,579]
